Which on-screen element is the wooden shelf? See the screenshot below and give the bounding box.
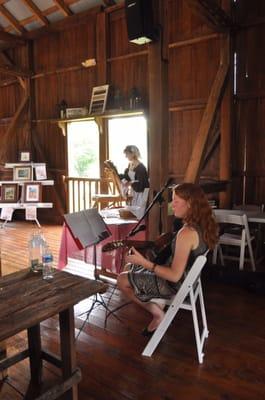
[0,203,53,208]
[5,162,46,168]
[33,109,145,124]
[0,180,54,186]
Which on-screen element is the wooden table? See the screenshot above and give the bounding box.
[0,269,106,399]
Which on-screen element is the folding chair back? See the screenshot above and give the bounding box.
[142,253,208,363]
[213,211,255,271]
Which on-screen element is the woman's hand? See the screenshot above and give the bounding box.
[125,247,149,268]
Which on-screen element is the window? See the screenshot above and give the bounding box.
[108,115,148,173]
[67,121,100,178]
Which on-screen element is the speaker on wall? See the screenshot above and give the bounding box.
[125,0,157,45]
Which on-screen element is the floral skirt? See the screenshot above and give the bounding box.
[128,264,179,302]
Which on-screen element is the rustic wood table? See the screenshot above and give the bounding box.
[0,269,106,399]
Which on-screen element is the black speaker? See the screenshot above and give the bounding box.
[125,0,156,45]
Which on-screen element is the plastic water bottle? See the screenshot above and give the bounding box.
[42,246,54,281]
[28,231,46,272]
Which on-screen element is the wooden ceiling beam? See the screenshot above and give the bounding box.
[21,0,49,26]
[25,6,100,39]
[186,0,233,32]
[53,0,73,17]
[0,4,26,34]
[0,30,26,44]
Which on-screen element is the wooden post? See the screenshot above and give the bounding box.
[148,0,169,239]
[219,1,232,207]
[0,252,8,381]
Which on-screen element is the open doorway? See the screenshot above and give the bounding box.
[108,115,148,175]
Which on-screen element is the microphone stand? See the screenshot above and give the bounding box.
[127,178,173,238]
[104,179,173,325]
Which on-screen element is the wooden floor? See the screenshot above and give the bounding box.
[0,221,265,400]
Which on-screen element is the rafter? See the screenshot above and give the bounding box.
[0,30,26,44]
[186,0,233,32]
[21,0,49,26]
[0,4,26,34]
[53,0,73,17]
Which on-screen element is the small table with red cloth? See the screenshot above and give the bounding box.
[58,217,146,275]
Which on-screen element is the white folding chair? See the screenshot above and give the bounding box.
[213,212,256,271]
[142,254,209,364]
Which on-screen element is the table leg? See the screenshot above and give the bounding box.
[28,324,42,385]
[59,307,78,400]
[0,341,7,380]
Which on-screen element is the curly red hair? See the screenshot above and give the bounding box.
[173,183,219,250]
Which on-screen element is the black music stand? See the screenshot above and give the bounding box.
[64,208,124,337]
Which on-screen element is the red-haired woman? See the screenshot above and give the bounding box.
[117,183,219,336]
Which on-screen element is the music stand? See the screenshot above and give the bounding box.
[64,208,124,337]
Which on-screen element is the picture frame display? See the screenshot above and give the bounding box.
[35,164,47,181]
[0,183,19,203]
[23,182,42,203]
[13,166,32,181]
[19,150,31,163]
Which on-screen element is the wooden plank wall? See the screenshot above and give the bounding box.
[0,0,264,221]
[234,0,265,206]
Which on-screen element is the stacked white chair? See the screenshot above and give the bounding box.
[213,211,256,271]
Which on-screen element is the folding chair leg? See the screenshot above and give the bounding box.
[190,291,205,364]
[142,303,180,357]
[239,230,246,270]
[198,280,209,338]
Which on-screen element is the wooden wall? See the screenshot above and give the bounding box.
[0,0,265,221]
[233,0,265,205]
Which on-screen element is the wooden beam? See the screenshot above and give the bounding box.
[186,0,233,32]
[25,6,100,40]
[169,33,219,49]
[148,0,169,238]
[0,5,26,34]
[53,0,73,17]
[0,64,31,78]
[96,12,108,85]
[4,92,29,146]
[0,30,26,44]
[21,0,49,26]
[184,42,230,183]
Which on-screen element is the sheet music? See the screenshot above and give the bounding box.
[64,209,111,248]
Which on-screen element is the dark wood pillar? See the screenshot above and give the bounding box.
[220,0,233,208]
[148,0,169,239]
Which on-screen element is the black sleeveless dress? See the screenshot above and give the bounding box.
[127,226,207,302]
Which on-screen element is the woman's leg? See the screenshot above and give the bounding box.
[117,272,165,331]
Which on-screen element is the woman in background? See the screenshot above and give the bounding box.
[117,183,218,336]
[120,145,149,207]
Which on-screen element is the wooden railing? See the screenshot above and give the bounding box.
[64,176,118,213]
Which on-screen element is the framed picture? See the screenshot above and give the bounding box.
[23,182,42,203]
[13,166,32,181]
[0,183,19,203]
[35,164,47,180]
[19,150,31,163]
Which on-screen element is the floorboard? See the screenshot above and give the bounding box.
[0,221,265,399]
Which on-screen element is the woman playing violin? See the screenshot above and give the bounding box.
[117,183,218,336]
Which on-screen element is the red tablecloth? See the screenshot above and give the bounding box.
[58,218,146,274]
